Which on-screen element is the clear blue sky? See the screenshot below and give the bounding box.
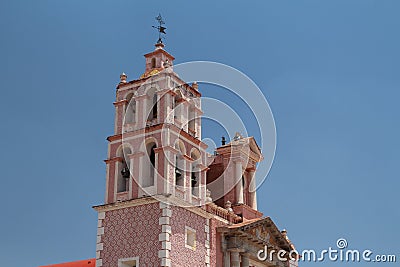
[0,1,399,266]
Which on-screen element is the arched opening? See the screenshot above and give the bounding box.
[152,93,158,119]
[151,57,156,68]
[175,140,186,187]
[117,146,132,193]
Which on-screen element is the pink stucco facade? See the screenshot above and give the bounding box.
[169,206,207,266]
[100,202,162,266]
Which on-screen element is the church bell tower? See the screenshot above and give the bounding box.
[92,16,296,267]
[103,40,207,207]
[93,38,215,266]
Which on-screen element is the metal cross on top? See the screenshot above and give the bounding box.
[152,14,166,44]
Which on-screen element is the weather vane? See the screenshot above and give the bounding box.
[152,14,167,44]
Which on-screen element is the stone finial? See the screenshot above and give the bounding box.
[225,200,233,213]
[120,72,127,83]
[192,82,198,90]
[206,189,213,203]
[281,229,291,242]
[281,229,287,237]
[233,132,243,141]
[155,42,165,50]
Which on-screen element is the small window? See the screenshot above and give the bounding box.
[185,226,196,250]
[118,257,138,267]
[151,57,156,68]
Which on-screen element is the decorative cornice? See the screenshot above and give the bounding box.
[219,216,292,252]
[144,49,175,61]
[122,122,207,148]
[93,196,158,212]
[171,76,201,97]
[182,154,194,161]
[104,157,123,164]
[93,194,213,220]
[176,98,189,105]
[106,134,122,142]
[113,99,128,107]
[116,75,152,89]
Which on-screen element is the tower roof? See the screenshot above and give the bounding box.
[217,135,264,162]
[143,44,175,61]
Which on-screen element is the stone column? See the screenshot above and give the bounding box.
[165,91,174,124]
[174,99,182,125]
[230,251,241,267]
[154,92,160,124]
[154,147,164,195]
[113,100,126,135]
[184,157,192,202]
[136,152,146,196]
[224,251,231,267]
[241,254,250,267]
[127,156,133,198]
[156,91,165,124]
[198,163,208,205]
[235,160,244,204]
[196,116,201,139]
[121,101,127,129]
[129,152,144,199]
[135,94,147,129]
[163,148,175,195]
[248,170,257,210]
[187,159,194,201]
[104,157,121,204]
[182,100,189,132]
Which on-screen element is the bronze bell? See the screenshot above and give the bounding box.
[191,173,197,187]
[175,167,182,178]
[121,166,130,179]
